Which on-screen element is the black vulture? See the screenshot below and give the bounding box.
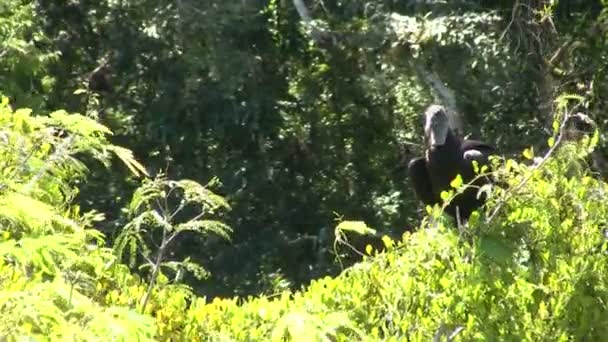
[408,105,494,222]
[87,56,112,94]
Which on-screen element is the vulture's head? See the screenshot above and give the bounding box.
[424,105,450,147]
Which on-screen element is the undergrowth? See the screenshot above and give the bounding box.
[1,97,607,340]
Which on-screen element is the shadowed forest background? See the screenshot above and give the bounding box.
[9,0,608,295]
[3,0,608,340]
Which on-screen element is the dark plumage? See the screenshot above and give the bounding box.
[408,105,494,221]
[87,59,112,93]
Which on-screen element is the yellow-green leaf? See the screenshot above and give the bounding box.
[382,235,394,250]
[335,221,376,236]
[450,174,463,189]
[552,119,559,133]
[365,244,373,255]
[440,191,450,201]
[523,147,534,160]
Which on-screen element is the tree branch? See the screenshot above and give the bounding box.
[411,62,463,134]
[485,107,574,224]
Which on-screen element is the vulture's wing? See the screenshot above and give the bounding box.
[408,157,439,206]
[462,139,493,165]
[461,139,494,154]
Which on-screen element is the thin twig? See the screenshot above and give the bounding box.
[140,219,168,313]
[165,230,181,247]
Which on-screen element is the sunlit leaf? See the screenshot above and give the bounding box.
[381,235,394,250]
[365,244,373,255]
[109,145,150,178]
[450,174,463,189]
[523,147,534,160]
[335,221,376,236]
[440,191,450,201]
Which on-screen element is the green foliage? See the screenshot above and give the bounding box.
[145,136,608,340]
[1,1,607,337]
[3,0,608,340]
[115,173,232,311]
[0,100,157,340]
[29,0,588,297]
[0,99,234,340]
[0,0,59,110]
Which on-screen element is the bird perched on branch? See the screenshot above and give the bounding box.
[408,105,494,222]
[87,55,112,94]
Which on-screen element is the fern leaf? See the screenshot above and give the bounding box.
[108,145,150,178]
[174,220,232,241]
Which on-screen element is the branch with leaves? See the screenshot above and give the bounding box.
[113,174,232,312]
[485,94,588,224]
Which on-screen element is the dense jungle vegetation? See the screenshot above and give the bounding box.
[2,0,608,340]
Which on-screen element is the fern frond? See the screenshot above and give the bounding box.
[0,192,59,236]
[174,179,231,212]
[108,145,150,178]
[1,234,81,275]
[128,179,164,215]
[44,110,112,137]
[174,220,232,241]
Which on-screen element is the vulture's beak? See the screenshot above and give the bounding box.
[428,129,447,146]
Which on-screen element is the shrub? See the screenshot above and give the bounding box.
[163,115,608,341]
[2,96,607,340]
